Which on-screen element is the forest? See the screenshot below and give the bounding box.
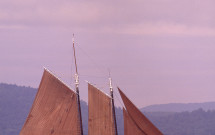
[1,83,215,135]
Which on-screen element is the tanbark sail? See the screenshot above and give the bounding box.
[88,83,115,135]
[123,108,146,135]
[19,69,81,135]
[118,88,163,135]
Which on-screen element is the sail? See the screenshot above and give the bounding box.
[118,88,163,135]
[88,83,115,135]
[123,108,146,135]
[20,69,81,135]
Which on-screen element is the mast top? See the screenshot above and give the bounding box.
[72,34,79,87]
[109,78,113,91]
[109,70,113,92]
[72,33,75,44]
[72,34,78,75]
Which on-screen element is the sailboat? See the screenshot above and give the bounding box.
[19,37,163,135]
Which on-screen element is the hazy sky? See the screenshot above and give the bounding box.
[1,0,215,107]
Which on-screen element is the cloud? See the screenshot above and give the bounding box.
[2,0,215,106]
[0,0,102,27]
[1,0,215,36]
[0,24,28,29]
[107,22,215,37]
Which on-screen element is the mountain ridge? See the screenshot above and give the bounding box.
[2,82,215,135]
[141,102,215,112]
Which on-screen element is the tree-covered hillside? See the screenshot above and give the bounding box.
[2,83,215,135]
[146,109,215,135]
[0,83,123,135]
[142,102,215,112]
[0,83,36,135]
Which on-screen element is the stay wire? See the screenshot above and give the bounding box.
[113,90,125,108]
[76,43,109,78]
[79,74,107,79]
[73,39,125,108]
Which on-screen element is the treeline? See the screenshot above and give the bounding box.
[1,83,215,135]
[146,109,215,135]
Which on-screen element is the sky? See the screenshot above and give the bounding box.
[1,0,215,108]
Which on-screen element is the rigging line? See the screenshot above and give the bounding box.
[75,43,108,77]
[70,64,74,87]
[79,74,107,79]
[113,90,125,109]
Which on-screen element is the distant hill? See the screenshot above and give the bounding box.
[145,109,215,135]
[0,83,36,135]
[141,102,215,112]
[2,82,215,135]
[0,83,123,135]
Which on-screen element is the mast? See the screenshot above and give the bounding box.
[109,74,118,135]
[72,34,84,135]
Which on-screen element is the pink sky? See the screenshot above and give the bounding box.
[1,0,215,107]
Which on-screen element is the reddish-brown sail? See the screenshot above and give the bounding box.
[123,108,146,135]
[20,69,81,135]
[118,88,163,135]
[88,83,115,135]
